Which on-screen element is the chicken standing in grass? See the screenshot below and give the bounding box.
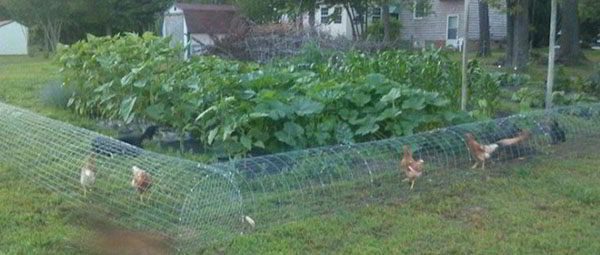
[465,131,531,169]
[400,145,425,190]
[80,153,96,197]
[131,166,152,203]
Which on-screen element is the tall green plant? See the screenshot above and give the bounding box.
[59,35,506,156]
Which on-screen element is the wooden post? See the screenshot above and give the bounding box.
[546,0,558,109]
[461,0,470,111]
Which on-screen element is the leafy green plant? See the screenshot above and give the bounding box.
[512,87,545,110]
[584,64,600,96]
[366,20,402,41]
[59,35,507,156]
[500,73,531,87]
[552,91,598,106]
[57,32,182,121]
[468,60,501,118]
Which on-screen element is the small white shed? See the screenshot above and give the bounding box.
[162,3,241,58]
[0,20,29,55]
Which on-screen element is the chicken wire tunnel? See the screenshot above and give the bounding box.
[0,102,244,251]
[214,103,600,231]
[1,101,600,251]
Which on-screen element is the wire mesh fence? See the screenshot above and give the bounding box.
[0,102,243,252]
[1,101,600,251]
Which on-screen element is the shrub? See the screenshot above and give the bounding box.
[512,87,545,110]
[366,20,402,41]
[39,80,74,108]
[57,32,182,121]
[584,64,600,96]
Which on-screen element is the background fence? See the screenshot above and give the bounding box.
[1,101,599,251]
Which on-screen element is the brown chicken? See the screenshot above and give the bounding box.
[465,131,531,169]
[131,166,152,202]
[80,153,96,197]
[400,145,425,190]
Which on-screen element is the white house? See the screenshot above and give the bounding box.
[162,3,241,58]
[398,0,507,48]
[0,20,28,55]
[294,1,507,48]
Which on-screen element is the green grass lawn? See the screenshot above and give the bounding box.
[0,56,97,129]
[1,54,600,254]
[3,144,598,254]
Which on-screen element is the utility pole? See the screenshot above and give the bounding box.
[461,0,470,111]
[546,0,558,109]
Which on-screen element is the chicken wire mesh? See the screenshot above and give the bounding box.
[214,103,600,231]
[1,101,600,252]
[0,102,243,252]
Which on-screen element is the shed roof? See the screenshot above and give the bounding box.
[0,20,13,28]
[174,3,240,34]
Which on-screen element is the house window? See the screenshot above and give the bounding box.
[414,0,427,19]
[372,7,381,22]
[321,7,329,23]
[333,7,342,24]
[447,15,459,40]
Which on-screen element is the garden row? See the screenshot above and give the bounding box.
[58,33,503,156]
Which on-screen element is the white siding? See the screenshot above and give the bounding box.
[314,4,355,39]
[163,5,186,45]
[468,1,507,40]
[0,21,28,55]
[400,0,506,42]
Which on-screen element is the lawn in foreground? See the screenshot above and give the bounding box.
[1,149,598,254]
[219,155,600,254]
[1,53,599,253]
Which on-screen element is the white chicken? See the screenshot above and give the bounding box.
[243,215,256,228]
[80,153,96,197]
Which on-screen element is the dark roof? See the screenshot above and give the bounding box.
[174,3,240,34]
[0,20,13,28]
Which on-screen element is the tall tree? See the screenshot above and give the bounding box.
[65,0,170,40]
[579,0,600,46]
[557,0,584,65]
[0,0,72,53]
[382,3,391,42]
[512,0,530,69]
[308,7,316,31]
[528,0,551,48]
[478,0,491,56]
[505,0,515,66]
[546,0,558,109]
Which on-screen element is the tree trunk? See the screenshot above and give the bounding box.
[505,0,515,67]
[42,18,62,53]
[461,0,471,111]
[308,8,315,31]
[344,4,358,40]
[546,0,558,109]
[478,0,491,56]
[382,4,391,42]
[512,0,530,69]
[557,0,584,65]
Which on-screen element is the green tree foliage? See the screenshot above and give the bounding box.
[0,0,172,47]
[367,19,402,41]
[0,0,73,52]
[579,0,600,44]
